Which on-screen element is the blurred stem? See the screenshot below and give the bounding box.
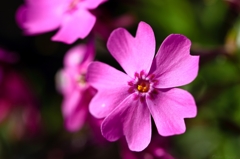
[0,131,10,158]
[191,46,230,65]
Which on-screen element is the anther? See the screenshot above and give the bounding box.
[137,80,150,93]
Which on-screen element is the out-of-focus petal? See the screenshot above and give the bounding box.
[55,69,75,95]
[107,21,155,77]
[86,62,131,118]
[0,48,18,64]
[52,10,96,44]
[0,68,2,83]
[62,86,94,132]
[63,90,89,132]
[65,108,87,132]
[146,88,197,136]
[0,100,11,122]
[64,45,87,68]
[62,89,84,117]
[150,34,199,88]
[102,95,151,151]
[81,0,107,9]
[17,2,64,34]
[64,39,95,68]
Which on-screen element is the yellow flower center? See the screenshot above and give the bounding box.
[76,74,86,87]
[137,81,150,93]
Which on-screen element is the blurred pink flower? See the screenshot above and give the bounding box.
[0,49,41,138]
[0,48,18,123]
[92,8,136,41]
[86,21,199,151]
[120,135,175,159]
[56,40,96,132]
[16,0,106,44]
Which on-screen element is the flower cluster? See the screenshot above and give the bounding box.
[14,0,200,157]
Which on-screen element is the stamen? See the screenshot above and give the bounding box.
[137,80,150,93]
[128,70,158,97]
[76,74,86,87]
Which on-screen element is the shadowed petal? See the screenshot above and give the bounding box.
[146,88,197,136]
[102,95,151,151]
[150,34,199,88]
[64,39,94,68]
[62,89,82,117]
[64,101,88,132]
[0,100,11,122]
[63,88,93,131]
[0,68,2,83]
[86,62,131,118]
[52,10,96,44]
[107,21,155,77]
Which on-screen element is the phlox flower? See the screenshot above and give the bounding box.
[56,40,96,132]
[16,0,106,44]
[86,21,199,151]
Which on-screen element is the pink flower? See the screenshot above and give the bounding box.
[86,21,199,151]
[56,40,95,131]
[16,0,106,44]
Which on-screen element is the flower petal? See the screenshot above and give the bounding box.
[64,101,88,132]
[52,10,96,44]
[64,39,94,68]
[86,62,131,118]
[62,89,82,117]
[63,88,93,131]
[55,69,75,95]
[107,21,155,77]
[146,88,197,136]
[81,0,107,9]
[86,61,131,89]
[16,2,64,34]
[150,34,199,88]
[64,45,86,67]
[102,95,151,151]
[89,87,130,118]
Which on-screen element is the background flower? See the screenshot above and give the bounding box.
[56,40,95,132]
[16,0,106,44]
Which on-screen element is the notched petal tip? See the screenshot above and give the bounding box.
[107,21,156,77]
[147,88,197,137]
[152,33,200,88]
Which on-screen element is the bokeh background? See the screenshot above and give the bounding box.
[0,0,240,158]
